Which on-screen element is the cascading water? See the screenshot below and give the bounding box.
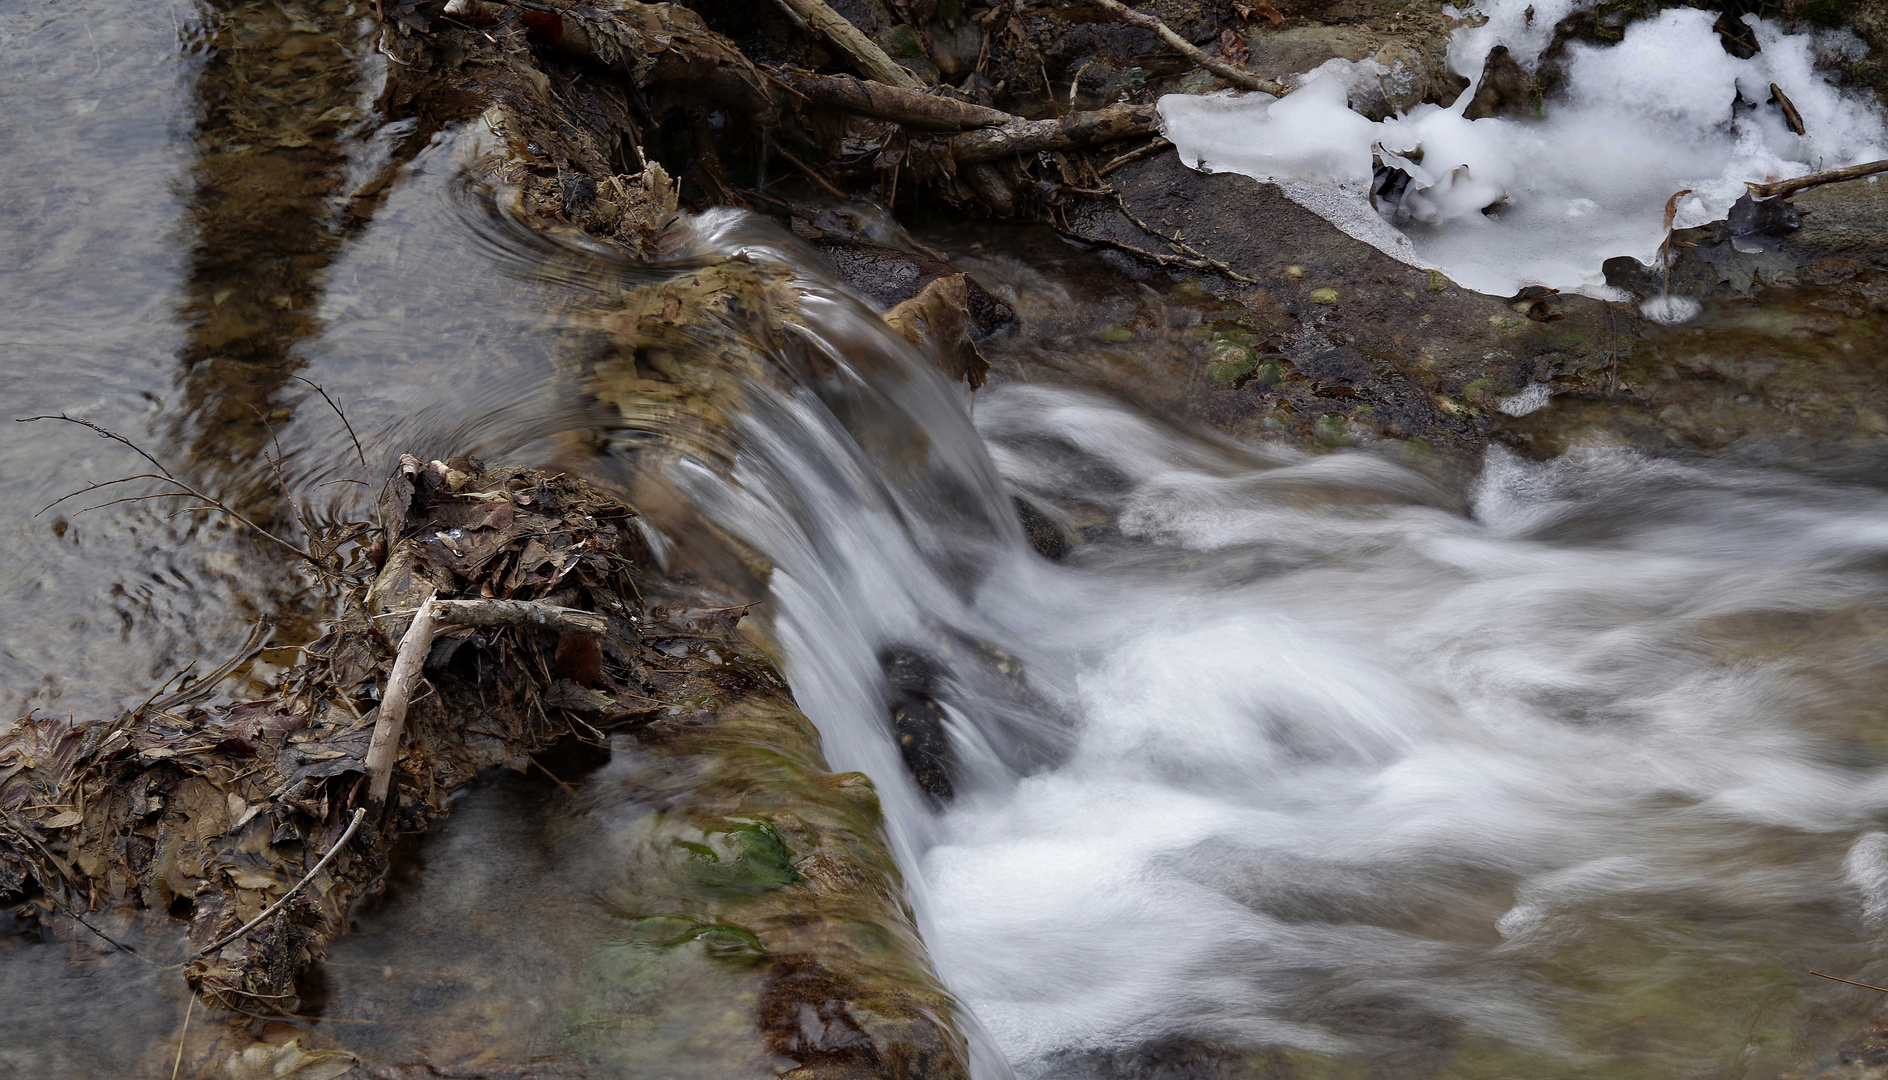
[611,211,1888,1078]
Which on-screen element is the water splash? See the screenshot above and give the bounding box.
[628,213,1888,1077]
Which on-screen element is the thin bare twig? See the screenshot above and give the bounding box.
[1085,0,1287,95]
[196,807,366,958]
[772,139,849,199]
[1112,194,1258,284]
[1055,223,1250,282]
[170,994,195,1080]
[248,403,318,544]
[18,413,177,479]
[20,415,326,568]
[1099,137,1171,177]
[291,375,376,516]
[1810,971,1888,994]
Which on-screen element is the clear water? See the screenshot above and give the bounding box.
[7,2,1888,1077]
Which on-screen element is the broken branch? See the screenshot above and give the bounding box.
[772,69,1015,129]
[1115,194,1258,284]
[948,102,1160,164]
[770,0,926,90]
[1747,158,1888,200]
[1085,0,1287,96]
[22,416,330,570]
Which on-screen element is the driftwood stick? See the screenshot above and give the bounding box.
[771,0,926,90]
[363,598,608,812]
[949,103,1159,164]
[429,598,609,634]
[1747,159,1888,200]
[1085,0,1287,96]
[773,69,1014,129]
[363,598,444,812]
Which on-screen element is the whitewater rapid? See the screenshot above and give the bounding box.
[631,212,1888,1078]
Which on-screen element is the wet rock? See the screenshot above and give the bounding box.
[1463,45,1537,120]
[1014,495,1072,560]
[880,646,955,803]
[1726,192,1803,251]
[1788,179,1888,279]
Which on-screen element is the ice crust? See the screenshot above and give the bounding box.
[1159,2,1888,296]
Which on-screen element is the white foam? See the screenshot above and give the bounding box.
[1158,2,1888,296]
[1497,381,1552,415]
[1640,294,1702,324]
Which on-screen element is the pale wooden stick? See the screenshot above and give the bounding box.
[362,598,608,812]
[363,598,444,813]
[1086,0,1287,96]
[429,599,608,634]
[771,0,926,90]
[1748,159,1888,200]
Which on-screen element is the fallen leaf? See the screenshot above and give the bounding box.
[1218,28,1251,66]
[1234,0,1286,27]
[882,275,992,390]
[227,1039,356,1080]
[227,868,282,891]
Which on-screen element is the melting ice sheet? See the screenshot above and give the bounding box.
[1158,2,1888,296]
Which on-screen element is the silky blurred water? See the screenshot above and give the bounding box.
[661,227,1888,1075]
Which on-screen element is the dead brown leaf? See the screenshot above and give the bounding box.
[1234,0,1286,28]
[1218,28,1251,66]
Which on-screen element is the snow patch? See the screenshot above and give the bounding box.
[1159,1,1888,297]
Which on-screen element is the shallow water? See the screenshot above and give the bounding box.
[8,3,1888,1078]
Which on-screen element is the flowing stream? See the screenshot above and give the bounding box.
[610,213,1888,1079]
[9,2,1888,1077]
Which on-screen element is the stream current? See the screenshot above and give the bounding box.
[8,2,1888,1077]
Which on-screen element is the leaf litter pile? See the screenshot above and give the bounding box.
[1,454,969,1076]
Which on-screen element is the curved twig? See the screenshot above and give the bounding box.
[21,415,326,568]
[196,807,366,958]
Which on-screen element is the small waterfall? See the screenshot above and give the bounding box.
[609,210,1888,1078]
